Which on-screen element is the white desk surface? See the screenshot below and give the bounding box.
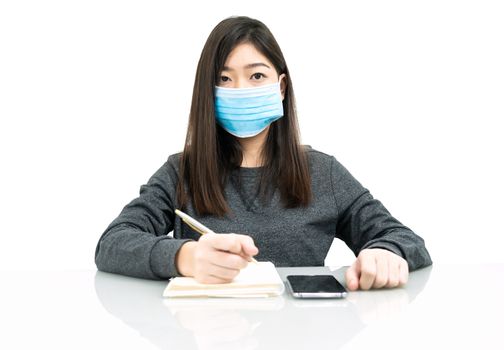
[1,264,502,349]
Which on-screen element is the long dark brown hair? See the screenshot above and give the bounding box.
[177,16,312,217]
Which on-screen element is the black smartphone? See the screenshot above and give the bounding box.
[286,275,348,299]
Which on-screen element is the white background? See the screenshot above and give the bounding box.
[1,0,503,271]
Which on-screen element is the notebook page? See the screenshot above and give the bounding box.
[163,262,285,297]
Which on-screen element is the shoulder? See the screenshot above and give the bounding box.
[167,151,183,168]
[161,151,184,181]
[145,151,183,186]
[302,145,339,182]
[303,145,367,203]
[303,145,337,168]
[302,145,357,183]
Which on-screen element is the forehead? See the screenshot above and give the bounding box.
[224,42,273,68]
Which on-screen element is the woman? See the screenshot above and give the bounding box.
[95,16,432,290]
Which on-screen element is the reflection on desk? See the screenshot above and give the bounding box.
[94,266,432,350]
[3,265,502,349]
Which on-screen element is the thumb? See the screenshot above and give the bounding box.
[345,260,361,291]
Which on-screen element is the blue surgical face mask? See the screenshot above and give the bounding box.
[214,81,284,138]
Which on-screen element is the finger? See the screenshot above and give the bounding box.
[398,260,409,286]
[359,253,377,290]
[345,261,360,291]
[206,263,241,281]
[211,233,259,258]
[208,250,249,270]
[372,254,389,289]
[239,235,259,257]
[386,258,400,288]
[207,233,243,254]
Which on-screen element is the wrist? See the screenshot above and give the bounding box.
[175,241,197,277]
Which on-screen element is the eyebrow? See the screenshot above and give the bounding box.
[222,62,271,71]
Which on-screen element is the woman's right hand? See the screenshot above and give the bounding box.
[175,233,259,284]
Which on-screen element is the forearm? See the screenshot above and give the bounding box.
[337,192,432,271]
[95,223,192,279]
[361,227,432,271]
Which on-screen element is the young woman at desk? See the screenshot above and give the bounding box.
[95,16,432,290]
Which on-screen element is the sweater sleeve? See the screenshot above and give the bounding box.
[94,156,192,280]
[330,156,432,271]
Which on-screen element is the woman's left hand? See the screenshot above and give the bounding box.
[345,248,409,291]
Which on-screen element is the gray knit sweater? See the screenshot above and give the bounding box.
[95,147,432,280]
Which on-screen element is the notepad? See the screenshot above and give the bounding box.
[163,261,285,298]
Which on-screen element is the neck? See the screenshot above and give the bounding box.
[238,126,270,168]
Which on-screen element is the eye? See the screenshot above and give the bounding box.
[251,73,266,80]
[220,76,230,82]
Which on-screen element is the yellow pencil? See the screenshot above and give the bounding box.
[175,209,258,263]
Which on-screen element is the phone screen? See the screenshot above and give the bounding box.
[286,275,348,298]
